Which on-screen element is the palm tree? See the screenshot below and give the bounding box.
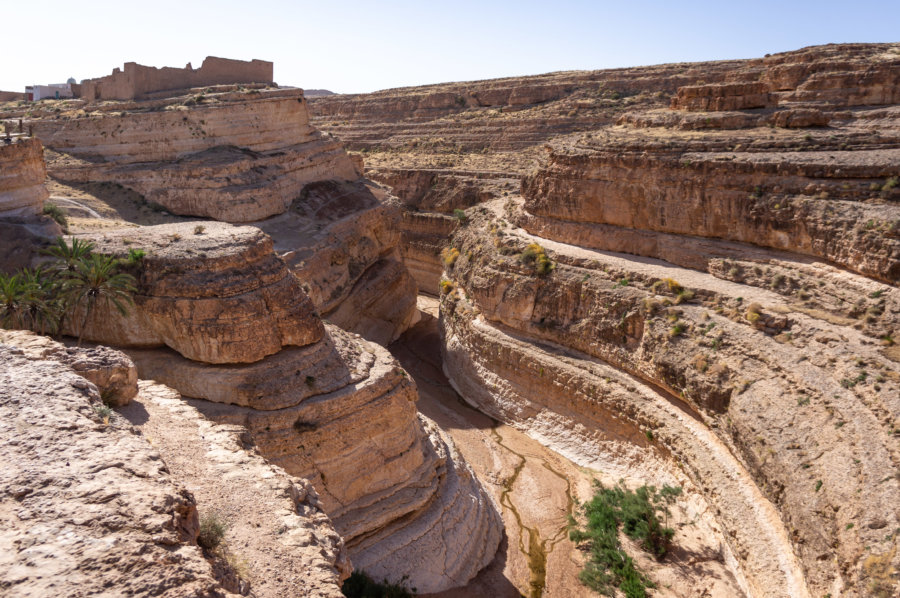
[18,266,62,335]
[44,237,95,276]
[65,253,137,345]
[0,272,28,329]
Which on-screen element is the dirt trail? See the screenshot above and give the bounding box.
[392,297,746,598]
[119,381,347,598]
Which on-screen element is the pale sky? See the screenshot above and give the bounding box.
[4,1,899,94]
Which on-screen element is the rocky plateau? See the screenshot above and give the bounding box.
[1,41,899,598]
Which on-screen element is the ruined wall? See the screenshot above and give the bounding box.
[80,56,274,101]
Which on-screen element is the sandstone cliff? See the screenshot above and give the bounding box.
[307,42,900,597]
[439,202,899,597]
[0,138,48,219]
[29,88,357,223]
[64,221,501,593]
[15,84,417,343]
[0,137,61,271]
[0,330,350,598]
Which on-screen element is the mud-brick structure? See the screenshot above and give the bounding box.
[79,56,273,101]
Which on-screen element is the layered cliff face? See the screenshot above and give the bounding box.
[0,330,350,598]
[305,42,900,597]
[439,202,899,597]
[67,221,501,593]
[253,179,418,345]
[0,137,61,271]
[310,43,900,296]
[14,84,417,343]
[29,88,358,222]
[0,138,49,219]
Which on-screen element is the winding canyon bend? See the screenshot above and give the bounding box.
[1,42,899,598]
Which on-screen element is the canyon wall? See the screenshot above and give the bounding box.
[19,84,417,343]
[30,88,357,222]
[439,204,899,597]
[64,222,501,593]
[0,138,49,219]
[306,42,900,597]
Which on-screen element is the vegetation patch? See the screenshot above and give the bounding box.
[198,511,228,549]
[42,202,68,232]
[569,481,681,598]
[519,243,554,275]
[0,237,136,343]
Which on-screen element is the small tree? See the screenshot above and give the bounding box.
[64,253,137,345]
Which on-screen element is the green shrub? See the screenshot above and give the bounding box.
[341,571,416,597]
[569,482,681,597]
[43,202,68,231]
[519,243,554,276]
[452,208,467,222]
[127,248,145,264]
[198,511,227,549]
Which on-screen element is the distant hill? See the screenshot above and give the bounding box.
[303,89,335,97]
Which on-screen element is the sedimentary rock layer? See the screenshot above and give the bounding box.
[125,380,350,598]
[162,324,502,594]
[71,222,323,363]
[254,179,418,344]
[0,344,227,597]
[69,225,499,593]
[0,138,48,219]
[0,329,138,405]
[521,142,900,283]
[439,204,900,597]
[32,88,359,221]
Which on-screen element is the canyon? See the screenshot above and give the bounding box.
[1,41,898,597]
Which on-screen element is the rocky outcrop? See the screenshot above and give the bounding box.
[124,380,350,598]
[0,329,138,405]
[23,84,416,343]
[672,82,773,111]
[68,222,500,593]
[0,343,229,597]
[253,179,418,345]
[0,137,60,271]
[68,222,323,363]
[0,138,48,219]
[439,203,900,597]
[521,141,900,283]
[31,88,358,222]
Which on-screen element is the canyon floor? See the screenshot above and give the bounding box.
[394,297,746,598]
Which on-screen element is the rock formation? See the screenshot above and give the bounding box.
[0,340,229,597]
[308,43,900,597]
[0,331,350,598]
[12,82,417,343]
[65,221,501,593]
[0,137,60,271]
[0,138,48,219]
[30,88,357,223]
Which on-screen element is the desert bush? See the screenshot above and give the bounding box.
[198,511,227,549]
[441,247,460,267]
[569,481,681,598]
[519,243,554,275]
[43,202,68,231]
[452,208,467,222]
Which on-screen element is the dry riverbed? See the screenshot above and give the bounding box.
[391,296,745,598]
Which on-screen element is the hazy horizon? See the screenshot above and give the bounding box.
[4,0,899,95]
